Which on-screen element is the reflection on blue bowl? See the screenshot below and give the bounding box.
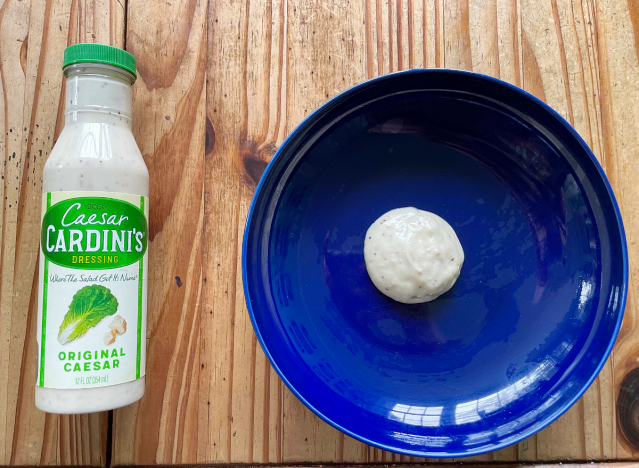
[242,70,628,457]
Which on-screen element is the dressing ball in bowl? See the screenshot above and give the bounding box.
[364,207,464,303]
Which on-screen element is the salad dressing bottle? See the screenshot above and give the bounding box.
[36,44,148,413]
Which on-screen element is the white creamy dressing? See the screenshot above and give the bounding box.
[364,207,464,304]
[36,64,148,413]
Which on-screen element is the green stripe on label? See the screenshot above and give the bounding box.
[136,196,145,379]
[40,192,52,387]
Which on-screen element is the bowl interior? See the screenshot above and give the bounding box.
[243,71,626,456]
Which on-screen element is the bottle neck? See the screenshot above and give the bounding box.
[64,64,134,128]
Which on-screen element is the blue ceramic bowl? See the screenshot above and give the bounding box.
[242,70,628,457]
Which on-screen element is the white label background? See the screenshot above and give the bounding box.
[37,191,148,389]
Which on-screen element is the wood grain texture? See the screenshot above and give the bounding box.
[202,1,283,463]
[1,0,639,465]
[111,0,206,464]
[518,0,614,461]
[597,0,639,459]
[0,0,123,465]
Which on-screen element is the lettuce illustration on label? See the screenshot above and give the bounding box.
[58,285,119,345]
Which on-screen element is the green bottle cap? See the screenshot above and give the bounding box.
[63,44,136,79]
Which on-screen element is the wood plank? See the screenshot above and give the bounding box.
[111,0,207,464]
[229,1,283,462]
[519,0,612,460]
[597,0,639,460]
[281,1,371,458]
[201,0,285,463]
[0,0,123,464]
[0,0,32,460]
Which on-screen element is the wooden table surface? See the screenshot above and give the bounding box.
[1,0,638,466]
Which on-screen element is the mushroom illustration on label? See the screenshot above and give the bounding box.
[104,315,127,346]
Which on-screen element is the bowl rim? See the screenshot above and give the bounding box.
[241,68,629,458]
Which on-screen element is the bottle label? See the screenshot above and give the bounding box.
[36,191,148,389]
